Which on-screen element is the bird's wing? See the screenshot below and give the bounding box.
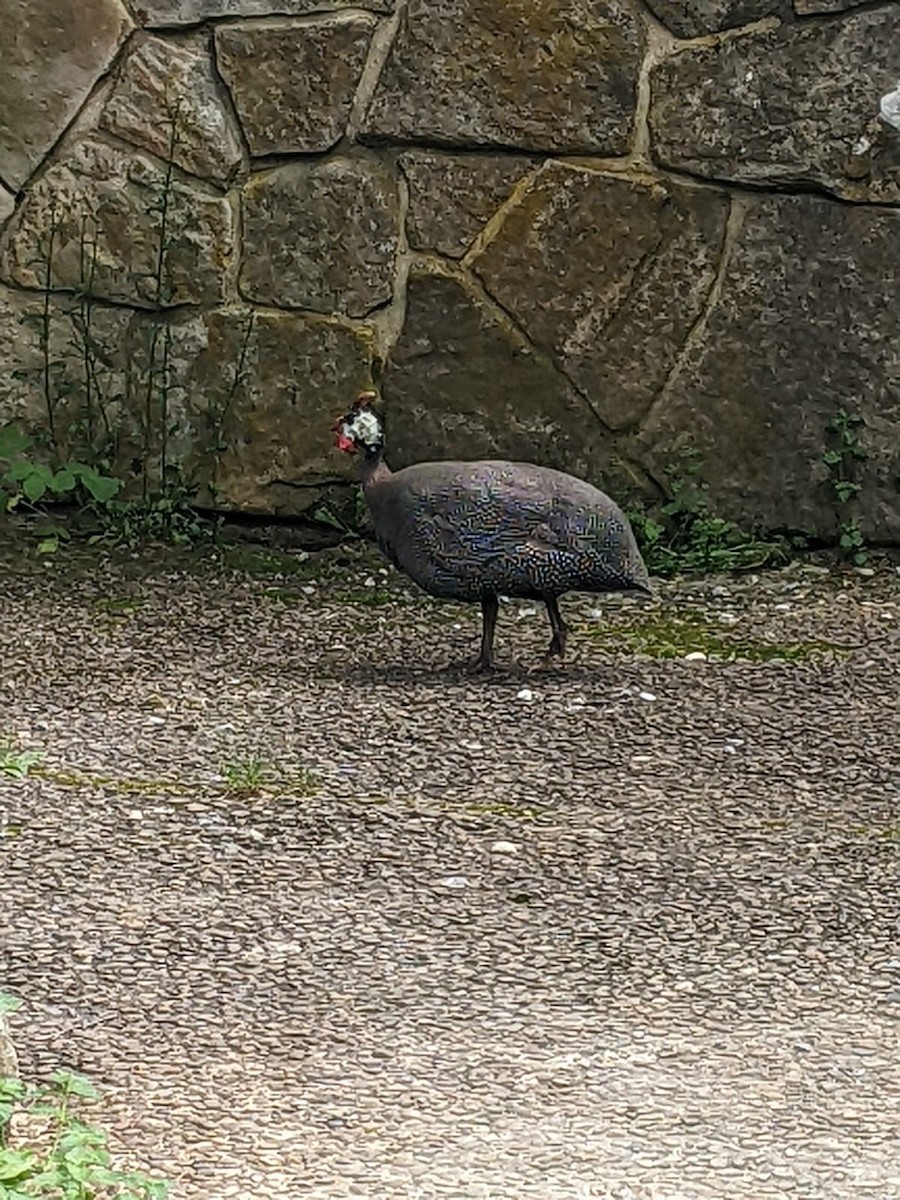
[385,466,619,593]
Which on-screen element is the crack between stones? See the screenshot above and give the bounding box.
[207,27,253,181]
[142,5,392,34]
[630,0,782,47]
[460,163,547,269]
[638,194,749,434]
[91,126,234,197]
[560,221,668,392]
[262,477,347,491]
[443,259,616,439]
[0,279,205,318]
[367,167,411,366]
[652,159,900,211]
[346,0,409,142]
[629,20,673,167]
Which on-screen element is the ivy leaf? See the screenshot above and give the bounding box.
[0,1148,39,1181]
[23,466,54,502]
[49,467,77,494]
[79,472,121,503]
[0,424,31,460]
[50,1070,98,1099]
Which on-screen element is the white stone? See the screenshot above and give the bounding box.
[880,82,900,132]
[638,691,657,702]
[683,651,707,661]
[490,840,518,855]
[516,688,534,701]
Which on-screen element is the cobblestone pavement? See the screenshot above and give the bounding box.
[1,541,899,1200]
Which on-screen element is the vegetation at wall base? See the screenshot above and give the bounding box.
[822,407,869,566]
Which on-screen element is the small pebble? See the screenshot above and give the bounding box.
[437,875,468,889]
[683,651,707,662]
[364,576,376,588]
[516,688,534,702]
[638,691,657,702]
[490,841,518,856]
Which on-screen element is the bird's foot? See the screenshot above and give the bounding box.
[544,632,567,661]
[466,652,494,674]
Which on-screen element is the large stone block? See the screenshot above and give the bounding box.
[362,0,644,155]
[400,151,534,259]
[136,0,392,22]
[128,308,374,514]
[0,0,133,188]
[639,194,900,540]
[216,16,375,157]
[649,9,900,203]
[0,139,235,308]
[380,267,630,492]
[241,155,399,317]
[643,1,785,37]
[101,35,244,185]
[471,163,729,431]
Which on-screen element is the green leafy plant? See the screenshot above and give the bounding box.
[627,453,795,577]
[221,755,268,796]
[0,1065,169,1200]
[97,491,216,550]
[0,425,120,513]
[220,757,320,799]
[823,408,868,565]
[0,739,43,779]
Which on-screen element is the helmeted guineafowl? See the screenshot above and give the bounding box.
[333,391,652,670]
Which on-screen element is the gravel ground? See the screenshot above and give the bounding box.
[1,538,899,1200]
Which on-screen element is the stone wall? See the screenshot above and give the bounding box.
[0,0,898,540]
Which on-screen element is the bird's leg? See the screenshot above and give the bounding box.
[469,593,499,672]
[544,595,568,660]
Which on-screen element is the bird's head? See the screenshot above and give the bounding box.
[333,390,384,457]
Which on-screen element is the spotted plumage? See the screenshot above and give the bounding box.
[334,392,652,670]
